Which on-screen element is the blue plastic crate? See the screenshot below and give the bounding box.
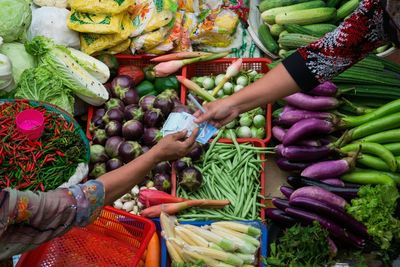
[157,220,268,267]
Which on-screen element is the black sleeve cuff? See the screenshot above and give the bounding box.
[282,51,320,92]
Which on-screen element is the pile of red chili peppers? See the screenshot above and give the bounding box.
[0,101,86,191]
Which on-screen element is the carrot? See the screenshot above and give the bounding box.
[144,233,160,267]
[139,199,230,218]
[151,52,212,62]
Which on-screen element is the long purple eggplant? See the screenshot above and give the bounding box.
[285,207,365,249]
[273,126,321,146]
[272,197,290,211]
[283,118,334,146]
[289,197,368,238]
[301,155,356,179]
[322,179,345,187]
[280,186,294,198]
[276,158,311,172]
[266,208,297,227]
[309,81,338,96]
[286,175,358,200]
[284,92,340,111]
[277,110,336,126]
[283,105,297,113]
[290,186,348,210]
[275,144,332,161]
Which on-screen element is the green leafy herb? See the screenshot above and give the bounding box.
[264,222,331,267]
[346,185,400,250]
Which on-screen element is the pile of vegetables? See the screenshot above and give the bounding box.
[176,130,270,221]
[0,101,87,191]
[257,0,393,58]
[161,212,263,266]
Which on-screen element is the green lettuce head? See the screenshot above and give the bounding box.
[0,0,32,43]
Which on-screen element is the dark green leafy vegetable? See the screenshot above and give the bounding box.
[346,184,400,250]
[264,222,331,266]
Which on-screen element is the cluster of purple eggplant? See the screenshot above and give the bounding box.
[88,75,205,192]
[273,81,400,185]
[266,175,369,249]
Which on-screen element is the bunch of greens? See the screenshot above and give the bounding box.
[15,65,74,114]
[346,185,400,250]
[264,222,331,267]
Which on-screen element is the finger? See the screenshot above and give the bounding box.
[184,128,199,145]
[193,110,202,118]
[194,112,214,124]
[172,130,187,140]
[219,113,239,127]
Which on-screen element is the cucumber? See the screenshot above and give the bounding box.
[258,0,313,12]
[336,0,359,21]
[275,7,337,25]
[261,0,326,24]
[326,0,341,7]
[284,24,323,37]
[278,33,319,49]
[303,23,337,35]
[258,24,279,54]
[270,24,285,37]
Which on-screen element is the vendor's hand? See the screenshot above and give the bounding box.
[150,129,198,162]
[194,98,239,128]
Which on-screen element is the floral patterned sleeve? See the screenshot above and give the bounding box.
[282,0,393,91]
[0,180,104,260]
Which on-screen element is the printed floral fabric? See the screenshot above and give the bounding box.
[282,0,400,91]
[0,180,104,260]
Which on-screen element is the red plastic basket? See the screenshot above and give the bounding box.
[17,207,155,267]
[172,139,266,220]
[182,58,273,145]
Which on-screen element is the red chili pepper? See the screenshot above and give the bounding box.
[40,183,45,192]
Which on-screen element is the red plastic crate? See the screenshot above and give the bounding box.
[172,139,266,220]
[181,58,273,145]
[17,207,155,267]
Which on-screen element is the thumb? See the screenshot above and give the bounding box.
[194,111,213,124]
[171,130,187,140]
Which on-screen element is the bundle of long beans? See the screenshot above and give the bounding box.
[0,101,87,191]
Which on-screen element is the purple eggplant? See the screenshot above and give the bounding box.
[92,129,107,145]
[111,75,134,96]
[284,92,340,111]
[285,207,365,249]
[118,141,142,163]
[275,144,332,162]
[321,179,345,187]
[186,143,203,161]
[124,104,144,121]
[154,94,174,117]
[276,158,311,172]
[289,186,348,210]
[280,186,294,198]
[142,128,162,147]
[283,118,334,146]
[309,81,338,97]
[122,119,144,141]
[105,136,124,158]
[272,126,286,142]
[143,108,164,128]
[105,120,122,137]
[105,98,125,112]
[272,197,290,211]
[174,157,193,174]
[301,155,356,180]
[154,173,172,192]
[94,108,106,118]
[277,110,336,126]
[119,89,139,105]
[90,144,109,164]
[106,158,123,171]
[153,161,172,174]
[103,108,124,123]
[289,197,368,237]
[286,175,358,200]
[139,95,156,111]
[265,208,297,227]
[283,105,296,113]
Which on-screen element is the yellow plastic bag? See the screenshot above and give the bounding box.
[191,9,239,47]
[68,0,134,15]
[80,14,133,55]
[67,10,124,34]
[130,27,169,54]
[103,39,131,54]
[178,0,199,13]
[144,10,174,32]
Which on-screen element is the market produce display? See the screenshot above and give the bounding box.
[256,0,394,58]
[160,212,263,266]
[0,101,88,191]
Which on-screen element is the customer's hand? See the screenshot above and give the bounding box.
[150,129,198,162]
[194,98,239,128]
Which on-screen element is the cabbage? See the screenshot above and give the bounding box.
[0,42,36,83]
[0,0,32,43]
[15,66,75,114]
